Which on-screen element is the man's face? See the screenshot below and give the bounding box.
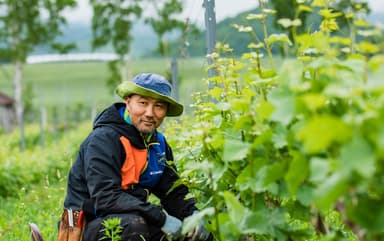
[125,94,168,134]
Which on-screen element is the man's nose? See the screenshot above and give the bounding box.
[144,105,154,116]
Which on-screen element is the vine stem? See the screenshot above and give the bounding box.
[208,170,222,241]
[258,0,275,70]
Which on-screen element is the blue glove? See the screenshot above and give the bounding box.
[189,222,211,241]
[161,211,182,239]
[188,211,211,241]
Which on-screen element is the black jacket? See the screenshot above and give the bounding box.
[63,103,196,227]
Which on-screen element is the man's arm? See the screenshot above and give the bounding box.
[151,141,197,220]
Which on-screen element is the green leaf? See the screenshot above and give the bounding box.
[223,138,251,162]
[236,159,267,191]
[319,9,343,19]
[243,208,286,237]
[277,18,293,28]
[208,86,222,99]
[216,213,242,239]
[272,123,288,148]
[346,195,384,232]
[262,8,277,14]
[296,115,352,153]
[285,151,309,194]
[357,41,380,54]
[260,69,277,79]
[296,185,315,206]
[256,100,275,119]
[354,18,371,27]
[300,93,327,112]
[240,164,278,193]
[368,54,384,72]
[216,102,231,111]
[309,157,329,184]
[236,164,257,191]
[312,0,327,7]
[268,86,295,126]
[223,192,285,236]
[339,136,375,178]
[232,24,253,32]
[298,5,313,13]
[232,98,249,112]
[222,191,246,225]
[233,114,253,131]
[314,172,349,211]
[246,13,264,20]
[265,161,287,185]
[266,34,292,46]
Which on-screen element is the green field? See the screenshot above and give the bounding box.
[0,58,208,112]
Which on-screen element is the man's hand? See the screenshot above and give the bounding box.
[188,223,211,241]
[186,211,212,241]
[161,212,183,239]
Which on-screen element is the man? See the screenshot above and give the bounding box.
[59,73,212,241]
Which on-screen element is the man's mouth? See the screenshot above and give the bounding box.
[142,120,155,125]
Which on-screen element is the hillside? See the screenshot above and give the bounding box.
[32,21,158,58]
[32,6,384,58]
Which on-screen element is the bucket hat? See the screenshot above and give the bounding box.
[116,73,183,116]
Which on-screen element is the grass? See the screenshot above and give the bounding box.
[0,122,90,240]
[0,181,66,240]
[0,58,209,240]
[0,57,209,112]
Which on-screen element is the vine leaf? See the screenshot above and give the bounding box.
[314,172,349,211]
[296,115,351,153]
[268,86,295,126]
[223,138,250,162]
[339,136,375,178]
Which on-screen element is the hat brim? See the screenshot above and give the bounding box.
[116,81,183,116]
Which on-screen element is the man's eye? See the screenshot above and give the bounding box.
[156,104,166,108]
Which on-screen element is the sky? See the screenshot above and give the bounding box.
[64,0,384,25]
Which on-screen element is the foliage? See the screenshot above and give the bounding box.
[0,0,77,151]
[181,1,382,58]
[100,218,123,241]
[1,1,384,240]
[0,122,90,198]
[0,121,91,240]
[0,0,76,62]
[90,0,142,92]
[166,1,384,241]
[90,0,197,92]
[269,0,370,44]
[145,0,192,57]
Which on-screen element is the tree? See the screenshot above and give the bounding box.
[90,0,142,92]
[90,0,195,92]
[144,0,194,57]
[0,0,76,150]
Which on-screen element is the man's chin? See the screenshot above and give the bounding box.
[138,127,155,134]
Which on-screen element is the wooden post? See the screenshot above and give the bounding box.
[204,0,217,80]
[52,107,59,143]
[91,104,97,122]
[39,107,46,148]
[171,57,179,101]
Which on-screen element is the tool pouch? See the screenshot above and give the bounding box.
[57,210,86,241]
